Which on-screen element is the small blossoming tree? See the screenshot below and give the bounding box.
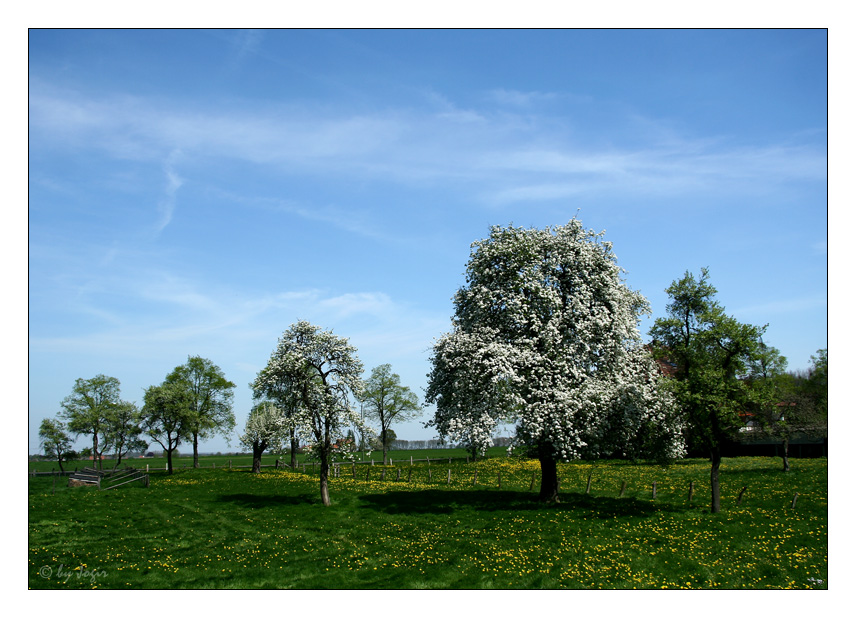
[253,321,366,506]
[240,401,289,473]
[426,221,684,502]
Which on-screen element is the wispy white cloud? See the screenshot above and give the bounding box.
[155,149,184,232]
[487,88,559,107]
[319,292,396,319]
[28,80,827,210]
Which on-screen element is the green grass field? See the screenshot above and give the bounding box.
[28,455,827,589]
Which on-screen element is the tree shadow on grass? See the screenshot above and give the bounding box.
[216,493,318,509]
[358,489,672,518]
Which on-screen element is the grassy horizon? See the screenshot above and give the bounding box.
[28,446,509,474]
[29,456,827,589]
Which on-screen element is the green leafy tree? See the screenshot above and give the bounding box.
[39,418,73,472]
[240,401,289,473]
[426,221,684,503]
[747,347,827,471]
[165,356,236,468]
[253,321,367,506]
[104,401,148,471]
[361,364,420,463]
[140,383,194,474]
[650,268,766,513]
[58,374,122,470]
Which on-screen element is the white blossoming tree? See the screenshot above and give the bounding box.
[240,401,291,473]
[253,321,366,506]
[426,221,684,502]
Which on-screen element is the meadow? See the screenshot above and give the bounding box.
[28,455,827,589]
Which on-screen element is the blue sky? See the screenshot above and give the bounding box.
[28,29,828,455]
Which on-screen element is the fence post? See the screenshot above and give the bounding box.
[397,468,401,482]
[447,469,452,484]
[791,493,799,510]
[688,480,694,504]
[473,468,478,485]
[381,468,386,481]
[411,456,413,465]
[585,472,592,494]
[408,468,412,483]
[365,466,370,481]
[737,486,747,505]
[428,468,432,482]
[352,463,356,479]
[652,481,657,500]
[619,481,627,497]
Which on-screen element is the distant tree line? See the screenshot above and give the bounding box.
[39,356,236,474]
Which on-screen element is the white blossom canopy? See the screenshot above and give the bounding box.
[252,320,368,454]
[426,220,684,462]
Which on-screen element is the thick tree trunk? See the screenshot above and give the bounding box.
[381,427,388,464]
[319,449,331,506]
[538,443,559,503]
[167,446,174,475]
[193,433,200,468]
[93,434,102,470]
[710,449,721,513]
[782,437,790,472]
[252,442,264,474]
[290,431,298,469]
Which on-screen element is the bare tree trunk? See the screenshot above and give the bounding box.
[167,446,174,475]
[710,449,721,513]
[193,433,200,468]
[252,442,264,473]
[538,443,559,503]
[381,426,388,464]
